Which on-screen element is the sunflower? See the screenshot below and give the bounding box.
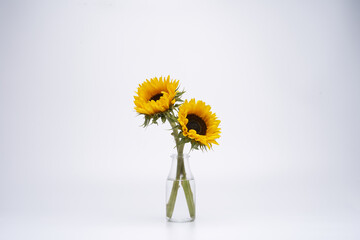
[178,99,221,149]
[134,76,179,115]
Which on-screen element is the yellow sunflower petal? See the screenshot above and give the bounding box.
[178,98,221,149]
[134,76,179,115]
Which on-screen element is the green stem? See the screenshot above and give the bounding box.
[166,179,179,218]
[165,112,195,220]
[165,113,183,218]
[181,180,195,218]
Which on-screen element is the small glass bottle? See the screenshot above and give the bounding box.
[166,154,196,222]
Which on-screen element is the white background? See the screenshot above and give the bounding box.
[1,0,360,239]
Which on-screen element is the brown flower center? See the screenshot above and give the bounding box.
[186,114,207,135]
[149,93,163,102]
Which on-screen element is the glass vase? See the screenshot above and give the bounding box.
[166,154,196,222]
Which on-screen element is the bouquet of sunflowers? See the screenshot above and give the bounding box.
[134,76,221,221]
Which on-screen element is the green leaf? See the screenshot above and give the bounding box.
[152,117,158,125]
[161,114,166,123]
[142,115,151,127]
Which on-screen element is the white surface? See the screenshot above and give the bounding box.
[1,0,360,239]
[0,178,359,239]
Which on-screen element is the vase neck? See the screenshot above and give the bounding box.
[168,154,193,180]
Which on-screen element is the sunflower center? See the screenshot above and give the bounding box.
[149,93,163,102]
[186,114,207,135]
